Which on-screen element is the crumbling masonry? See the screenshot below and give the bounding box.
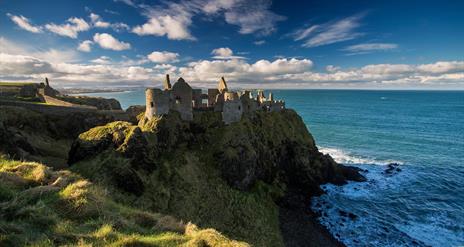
[145,75,285,124]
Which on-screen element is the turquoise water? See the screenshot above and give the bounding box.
[81,89,464,246]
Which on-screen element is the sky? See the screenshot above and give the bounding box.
[1,0,464,89]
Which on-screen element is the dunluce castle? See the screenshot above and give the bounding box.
[145,75,285,124]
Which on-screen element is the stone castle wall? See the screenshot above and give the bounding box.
[144,75,285,124]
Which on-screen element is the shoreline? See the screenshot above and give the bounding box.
[278,189,345,247]
[279,206,345,247]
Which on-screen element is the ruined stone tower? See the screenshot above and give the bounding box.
[222,92,243,124]
[145,88,170,120]
[218,77,228,93]
[171,77,193,121]
[163,74,171,90]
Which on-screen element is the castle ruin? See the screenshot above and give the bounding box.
[145,75,285,124]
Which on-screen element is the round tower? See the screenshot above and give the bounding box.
[145,88,155,120]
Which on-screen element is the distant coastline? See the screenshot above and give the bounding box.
[59,88,133,95]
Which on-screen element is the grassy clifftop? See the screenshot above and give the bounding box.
[0,155,249,246]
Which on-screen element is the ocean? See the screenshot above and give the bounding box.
[79,89,464,247]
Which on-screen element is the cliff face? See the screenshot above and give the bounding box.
[68,109,364,246]
[0,106,117,168]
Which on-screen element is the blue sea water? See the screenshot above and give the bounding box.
[79,89,464,247]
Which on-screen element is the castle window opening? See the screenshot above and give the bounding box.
[150,102,154,107]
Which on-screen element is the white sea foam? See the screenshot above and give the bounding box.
[312,147,430,246]
[394,218,464,247]
[318,146,403,166]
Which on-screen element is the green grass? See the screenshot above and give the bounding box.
[0,82,35,87]
[0,155,249,246]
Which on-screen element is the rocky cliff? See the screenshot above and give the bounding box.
[67,109,365,246]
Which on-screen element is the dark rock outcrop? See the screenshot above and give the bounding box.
[67,109,365,246]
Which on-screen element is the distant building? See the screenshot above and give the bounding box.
[145,75,285,124]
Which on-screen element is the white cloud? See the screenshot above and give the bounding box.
[90,13,100,23]
[222,0,285,35]
[45,17,90,38]
[77,40,93,52]
[360,64,413,75]
[90,13,129,31]
[326,65,340,72]
[0,37,79,63]
[254,40,266,45]
[293,14,364,47]
[93,33,131,51]
[179,58,313,82]
[154,63,178,74]
[147,51,179,63]
[132,15,194,40]
[417,61,464,74]
[343,43,398,54]
[91,56,111,64]
[211,47,232,57]
[7,13,42,33]
[114,0,136,7]
[211,47,245,60]
[132,0,284,40]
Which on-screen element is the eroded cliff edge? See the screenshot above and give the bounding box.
[68,109,365,246]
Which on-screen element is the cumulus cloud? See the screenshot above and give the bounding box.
[133,14,194,40]
[0,37,79,63]
[343,43,398,54]
[91,56,111,64]
[417,61,464,74]
[45,17,90,38]
[77,40,93,52]
[7,13,42,33]
[132,0,284,40]
[93,33,131,50]
[211,47,245,60]
[292,14,364,47]
[326,65,340,72]
[90,13,130,31]
[147,51,179,63]
[212,47,233,57]
[179,58,313,83]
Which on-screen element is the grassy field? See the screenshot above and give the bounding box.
[0,82,36,87]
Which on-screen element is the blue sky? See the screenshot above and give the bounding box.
[1,0,463,89]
